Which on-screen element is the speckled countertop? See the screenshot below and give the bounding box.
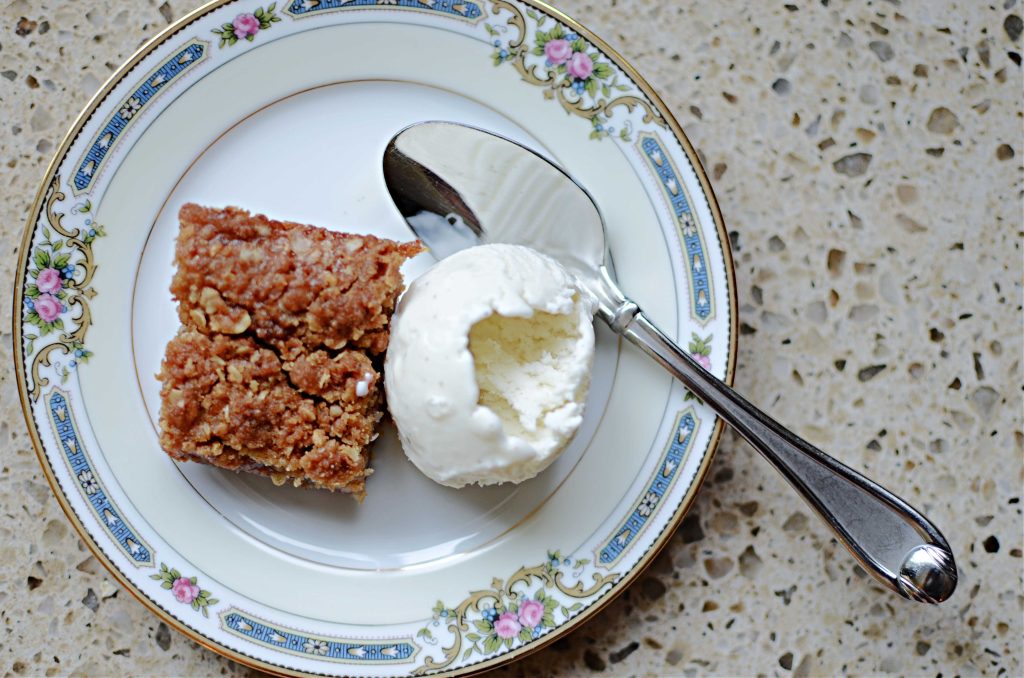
[1,1,1021,676]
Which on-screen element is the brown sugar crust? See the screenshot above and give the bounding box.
[172,203,423,360]
[158,205,422,499]
[159,330,381,498]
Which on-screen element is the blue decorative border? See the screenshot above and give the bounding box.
[46,389,154,567]
[221,609,419,664]
[595,408,700,568]
[638,133,715,324]
[72,39,209,195]
[285,0,483,22]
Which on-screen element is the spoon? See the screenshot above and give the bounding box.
[382,121,957,604]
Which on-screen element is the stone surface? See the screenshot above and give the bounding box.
[1,1,1021,676]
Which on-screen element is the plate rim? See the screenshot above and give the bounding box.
[11,1,738,675]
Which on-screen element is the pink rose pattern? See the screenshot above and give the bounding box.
[490,14,637,142]
[566,51,594,80]
[517,598,544,628]
[171,577,200,604]
[526,25,608,87]
[543,39,572,65]
[34,294,63,323]
[493,612,522,639]
[498,22,610,89]
[688,333,713,372]
[232,13,260,39]
[424,578,567,662]
[213,5,281,48]
[150,563,218,617]
[35,267,63,294]
[419,552,603,670]
[26,244,76,332]
[25,204,102,341]
[23,204,104,394]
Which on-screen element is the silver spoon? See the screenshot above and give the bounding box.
[382,121,957,604]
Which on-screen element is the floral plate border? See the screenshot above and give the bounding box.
[14,1,736,676]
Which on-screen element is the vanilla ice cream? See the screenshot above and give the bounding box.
[384,244,596,488]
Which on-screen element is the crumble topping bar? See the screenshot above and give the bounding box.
[158,204,422,499]
[172,203,422,359]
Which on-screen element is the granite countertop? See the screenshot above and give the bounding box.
[1,1,1021,676]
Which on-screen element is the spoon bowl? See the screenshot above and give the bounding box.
[382,121,615,309]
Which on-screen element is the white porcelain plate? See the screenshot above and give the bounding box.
[15,2,735,675]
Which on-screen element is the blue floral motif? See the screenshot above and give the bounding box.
[47,391,154,567]
[638,133,715,324]
[483,7,643,142]
[221,609,418,663]
[414,551,608,674]
[24,187,104,399]
[597,409,699,568]
[73,40,208,195]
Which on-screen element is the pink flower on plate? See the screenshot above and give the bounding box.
[493,611,522,639]
[171,577,200,604]
[544,39,572,65]
[566,51,594,80]
[692,353,712,371]
[34,294,63,323]
[36,267,63,294]
[232,13,260,39]
[517,599,544,629]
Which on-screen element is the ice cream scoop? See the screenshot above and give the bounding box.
[384,244,595,488]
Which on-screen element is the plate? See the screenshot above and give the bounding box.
[13,1,736,675]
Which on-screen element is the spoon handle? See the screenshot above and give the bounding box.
[616,308,957,603]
